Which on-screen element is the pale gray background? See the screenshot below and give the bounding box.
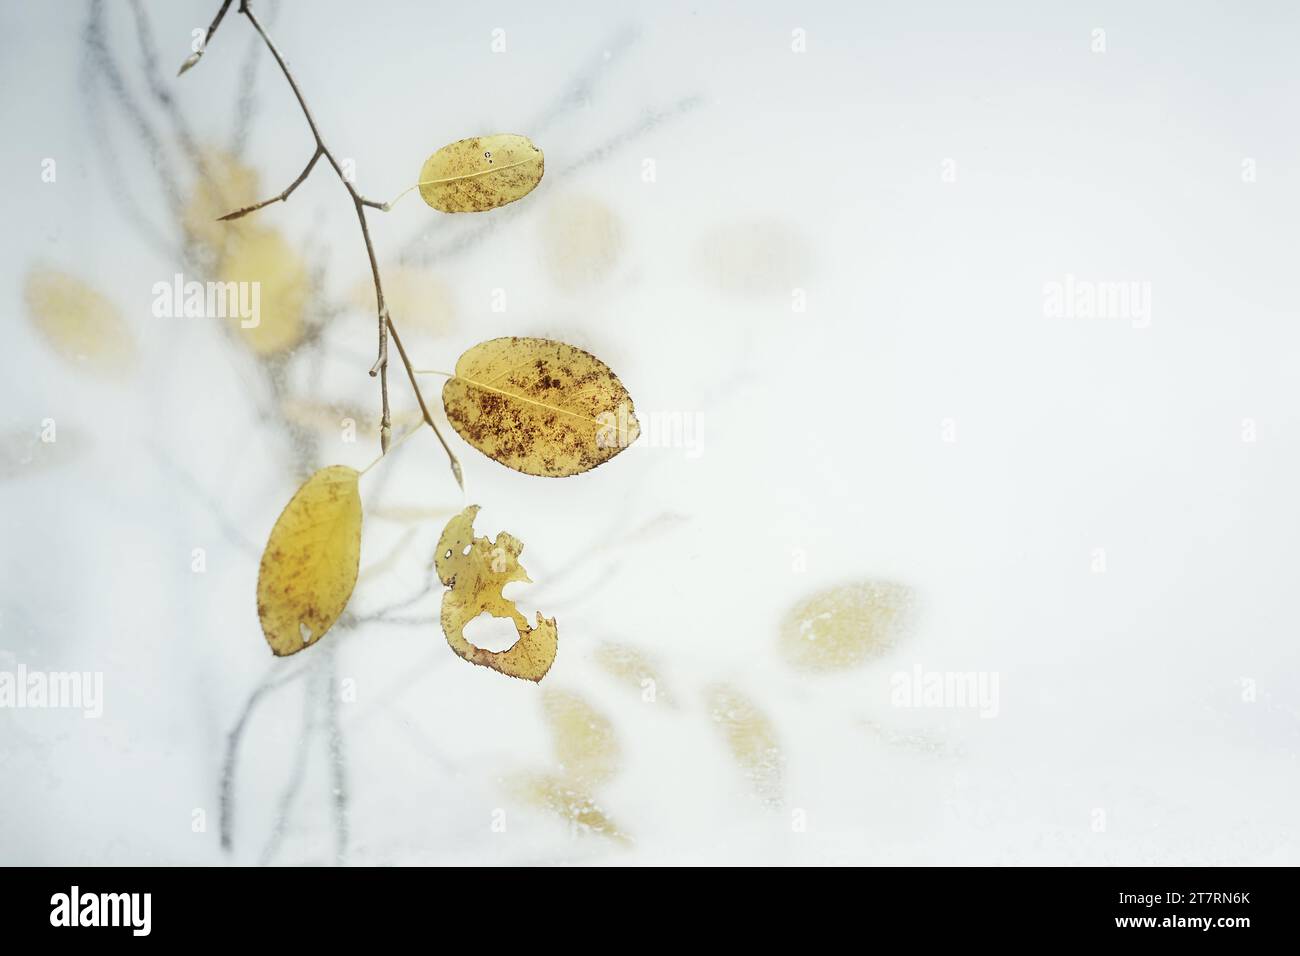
[1,0,1297,865]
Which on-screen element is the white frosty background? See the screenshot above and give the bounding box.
[1,0,1298,865]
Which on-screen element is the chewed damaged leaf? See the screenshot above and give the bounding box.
[257,466,363,656]
[434,505,557,681]
[441,336,640,477]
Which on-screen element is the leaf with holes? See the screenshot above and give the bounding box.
[442,336,639,477]
[418,134,544,213]
[257,465,362,656]
[435,505,556,681]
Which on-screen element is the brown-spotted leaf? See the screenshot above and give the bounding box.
[24,267,136,378]
[257,465,362,656]
[779,580,914,672]
[434,505,556,681]
[418,134,543,213]
[441,336,639,477]
[705,683,784,807]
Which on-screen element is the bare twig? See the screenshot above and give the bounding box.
[183,0,461,485]
[178,0,233,75]
[217,147,321,220]
[219,660,310,851]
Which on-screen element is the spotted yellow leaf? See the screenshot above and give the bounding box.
[220,227,309,355]
[418,134,544,213]
[705,683,783,806]
[23,267,136,378]
[441,336,639,477]
[542,689,620,786]
[779,580,914,672]
[257,465,362,656]
[434,505,556,681]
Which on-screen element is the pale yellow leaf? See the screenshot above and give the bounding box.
[418,134,544,213]
[705,683,783,806]
[434,505,557,681]
[779,580,914,672]
[23,267,136,378]
[441,336,640,477]
[695,219,810,297]
[540,196,622,292]
[592,641,674,706]
[183,149,260,264]
[542,688,620,786]
[506,771,631,844]
[349,267,456,337]
[220,227,309,355]
[257,465,362,656]
[280,398,420,437]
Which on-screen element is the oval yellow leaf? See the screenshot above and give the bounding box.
[540,196,622,292]
[542,688,620,786]
[349,267,456,337]
[442,336,640,477]
[705,683,783,806]
[506,771,631,844]
[183,149,261,265]
[593,641,674,706]
[779,580,914,672]
[418,134,544,213]
[434,505,557,681]
[220,227,309,355]
[257,465,362,656]
[24,267,136,378]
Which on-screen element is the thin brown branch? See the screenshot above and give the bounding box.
[218,147,322,220]
[186,0,460,487]
[387,318,462,489]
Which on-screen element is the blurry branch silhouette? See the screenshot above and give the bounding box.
[85,0,699,864]
[179,1,462,487]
